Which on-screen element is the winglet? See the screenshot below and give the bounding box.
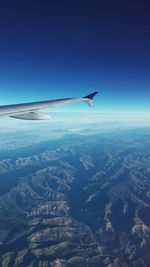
[83,91,98,106]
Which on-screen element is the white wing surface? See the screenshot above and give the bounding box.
[0,91,98,120]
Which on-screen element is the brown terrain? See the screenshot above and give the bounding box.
[0,129,150,267]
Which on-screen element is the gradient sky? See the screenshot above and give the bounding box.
[0,1,150,112]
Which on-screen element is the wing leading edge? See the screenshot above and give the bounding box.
[0,91,98,120]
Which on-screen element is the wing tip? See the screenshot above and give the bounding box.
[84,91,98,100]
[83,91,98,107]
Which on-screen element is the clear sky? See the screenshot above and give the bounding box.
[0,1,150,112]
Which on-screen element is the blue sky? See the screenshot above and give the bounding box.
[0,1,150,113]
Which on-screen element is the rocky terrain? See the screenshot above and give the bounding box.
[0,129,150,266]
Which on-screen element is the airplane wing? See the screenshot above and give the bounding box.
[0,91,98,120]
